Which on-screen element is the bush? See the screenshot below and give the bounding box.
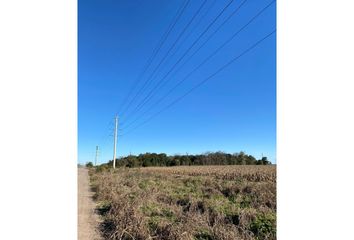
[250,214,276,239]
[85,162,93,168]
[96,164,109,172]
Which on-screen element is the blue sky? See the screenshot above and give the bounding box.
[78,0,276,164]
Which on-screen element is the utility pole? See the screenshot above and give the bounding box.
[113,115,118,169]
[95,145,99,166]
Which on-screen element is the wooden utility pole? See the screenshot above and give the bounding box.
[113,115,118,169]
[95,146,99,166]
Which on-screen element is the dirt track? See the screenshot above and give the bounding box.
[78,168,102,240]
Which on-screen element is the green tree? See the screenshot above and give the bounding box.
[85,162,93,168]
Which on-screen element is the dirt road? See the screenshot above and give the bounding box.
[78,168,102,240]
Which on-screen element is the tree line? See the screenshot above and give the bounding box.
[88,151,272,169]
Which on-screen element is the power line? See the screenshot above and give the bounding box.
[160,0,217,73]
[95,0,190,161]
[97,117,124,158]
[116,0,189,116]
[126,0,250,119]
[121,0,237,124]
[121,0,275,130]
[119,0,206,120]
[100,0,189,151]
[121,29,276,136]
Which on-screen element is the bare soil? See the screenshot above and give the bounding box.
[78,168,102,240]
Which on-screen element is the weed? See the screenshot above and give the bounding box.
[249,213,276,240]
[194,229,213,240]
[90,165,276,240]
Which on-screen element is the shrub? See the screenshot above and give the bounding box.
[249,213,276,240]
[85,162,93,168]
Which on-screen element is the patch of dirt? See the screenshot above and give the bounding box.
[78,168,102,240]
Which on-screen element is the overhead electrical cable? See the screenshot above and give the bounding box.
[121,0,275,130]
[121,0,238,123]
[125,0,250,120]
[98,0,188,148]
[119,0,207,120]
[120,29,276,136]
[116,0,190,116]
[161,0,217,73]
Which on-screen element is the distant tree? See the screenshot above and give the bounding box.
[97,151,269,168]
[126,156,138,168]
[260,157,271,165]
[245,155,257,165]
[236,152,246,165]
[86,162,93,168]
[169,157,179,166]
[180,155,191,166]
[142,157,151,167]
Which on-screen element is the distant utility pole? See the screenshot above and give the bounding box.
[113,115,118,169]
[95,145,99,166]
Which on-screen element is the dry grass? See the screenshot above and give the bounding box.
[90,165,276,240]
[140,166,276,182]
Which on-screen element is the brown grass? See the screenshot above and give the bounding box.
[90,165,276,240]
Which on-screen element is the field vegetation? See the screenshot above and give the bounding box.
[89,165,276,240]
[93,152,271,172]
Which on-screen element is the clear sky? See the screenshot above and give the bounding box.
[78,0,276,164]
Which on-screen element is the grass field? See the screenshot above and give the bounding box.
[90,165,276,240]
